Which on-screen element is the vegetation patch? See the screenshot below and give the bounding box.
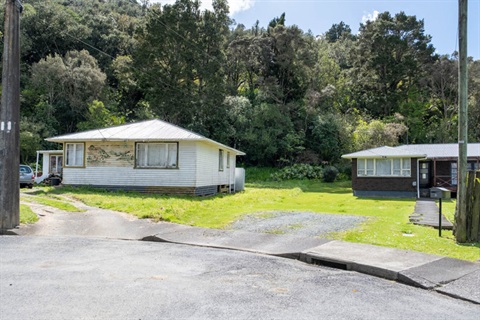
[20,204,39,224]
[21,194,83,212]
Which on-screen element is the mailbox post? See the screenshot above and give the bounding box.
[430,187,451,237]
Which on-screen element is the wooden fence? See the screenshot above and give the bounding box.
[466,170,480,242]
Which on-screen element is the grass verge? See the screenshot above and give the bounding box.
[21,191,83,212]
[20,204,39,224]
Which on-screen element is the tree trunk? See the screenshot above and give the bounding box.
[467,171,480,242]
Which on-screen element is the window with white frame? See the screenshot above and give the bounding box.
[357,158,411,177]
[65,143,84,167]
[219,150,224,171]
[136,143,178,168]
[226,152,230,168]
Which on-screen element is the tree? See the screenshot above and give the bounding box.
[353,119,408,150]
[468,59,480,141]
[352,11,436,116]
[20,1,90,65]
[134,0,230,137]
[77,100,125,131]
[325,21,354,43]
[425,55,458,142]
[30,50,107,133]
[306,113,351,163]
[243,103,301,166]
[268,12,285,30]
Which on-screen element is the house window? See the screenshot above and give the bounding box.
[451,162,457,186]
[468,162,479,171]
[136,143,178,168]
[226,152,230,168]
[357,158,411,177]
[65,143,84,167]
[219,150,224,171]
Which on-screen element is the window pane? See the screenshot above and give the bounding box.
[168,144,177,167]
[219,150,224,171]
[137,144,146,167]
[357,159,365,176]
[401,159,411,176]
[376,159,391,176]
[392,159,401,176]
[393,159,401,170]
[468,162,479,170]
[451,162,458,185]
[402,169,411,177]
[66,144,74,165]
[147,144,165,166]
[366,159,374,176]
[75,144,84,166]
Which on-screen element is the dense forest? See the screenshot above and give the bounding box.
[2,0,479,168]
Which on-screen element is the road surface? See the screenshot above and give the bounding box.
[1,236,479,319]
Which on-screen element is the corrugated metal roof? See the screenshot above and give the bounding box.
[342,143,480,159]
[46,119,245,155]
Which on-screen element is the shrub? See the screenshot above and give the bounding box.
[245,167,277,182]
[271,164,323,181]
[322,166,339,182]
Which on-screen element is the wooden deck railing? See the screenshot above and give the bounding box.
[435,175,457,190]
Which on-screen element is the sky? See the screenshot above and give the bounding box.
[149,0,480,60]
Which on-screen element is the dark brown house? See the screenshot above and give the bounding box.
[342,143,480,198]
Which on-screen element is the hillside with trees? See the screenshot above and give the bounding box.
[2,0,479,168]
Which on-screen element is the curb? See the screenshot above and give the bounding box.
[143,230,480,304]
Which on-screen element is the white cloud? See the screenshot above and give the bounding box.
[147,0,255,16]
[229,0,255,15]
[362,10,379,24]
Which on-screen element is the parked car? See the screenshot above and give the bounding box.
[20,165,35,189]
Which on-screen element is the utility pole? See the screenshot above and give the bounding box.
[455,0,468,242]
[0,0,22,232]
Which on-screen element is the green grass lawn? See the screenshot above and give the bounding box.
[26,172,479,261]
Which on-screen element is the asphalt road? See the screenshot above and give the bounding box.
[1,236,479,320]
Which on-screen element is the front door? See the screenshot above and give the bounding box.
[419,161,430,188]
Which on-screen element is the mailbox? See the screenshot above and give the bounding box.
[430,187,451,200]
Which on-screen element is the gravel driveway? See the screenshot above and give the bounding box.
[229,211,367,238]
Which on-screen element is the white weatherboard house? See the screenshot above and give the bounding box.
[46,119,245,195]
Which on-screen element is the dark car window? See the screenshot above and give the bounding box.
[20,166,32,173]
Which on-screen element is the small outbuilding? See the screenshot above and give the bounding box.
[342,143,480,198]
[46,119,245,195]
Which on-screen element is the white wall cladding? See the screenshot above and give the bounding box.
[195,142,236,187]
[63,141,197,187]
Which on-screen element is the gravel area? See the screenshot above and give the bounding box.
[229,211,367,238]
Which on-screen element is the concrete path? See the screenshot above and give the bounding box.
[410,199,453,230]
[14,199,480,305]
